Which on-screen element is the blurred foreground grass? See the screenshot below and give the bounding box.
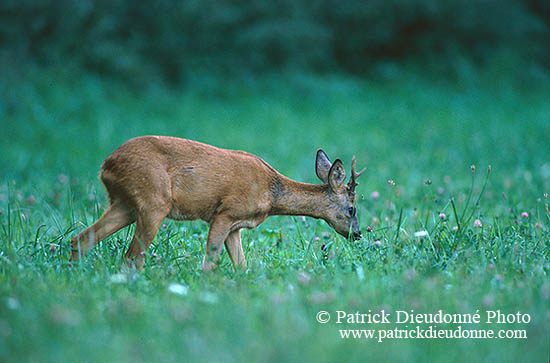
[0,66,549,362]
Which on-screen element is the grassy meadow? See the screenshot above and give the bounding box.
[1,66,549,362]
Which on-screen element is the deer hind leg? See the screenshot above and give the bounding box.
[125,205,171,269]
[224,230,247,272]
[70,201,134,261]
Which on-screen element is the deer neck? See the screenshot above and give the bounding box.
[269,175,328,219]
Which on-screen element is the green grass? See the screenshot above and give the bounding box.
[1,66,549,362]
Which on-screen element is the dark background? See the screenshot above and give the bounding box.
[2,0,549,85]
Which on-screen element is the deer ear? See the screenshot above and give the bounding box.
[328,159,346,191]
[316,149,332,183]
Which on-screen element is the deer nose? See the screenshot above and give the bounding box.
[352,232,362,240]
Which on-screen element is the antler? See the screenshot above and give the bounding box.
[347,155,366,192]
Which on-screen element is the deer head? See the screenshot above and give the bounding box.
[315,150,365,240]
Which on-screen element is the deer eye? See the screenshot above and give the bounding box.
[348,207,356,216]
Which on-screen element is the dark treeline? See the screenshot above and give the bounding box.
[1,0,549,83]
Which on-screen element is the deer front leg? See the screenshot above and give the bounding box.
[224,230,247,272]
[203,216,231,272]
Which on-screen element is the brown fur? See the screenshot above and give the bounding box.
[70,136,363,271]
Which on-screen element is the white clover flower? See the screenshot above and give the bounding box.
[414,230,428,238]
[168,283,188,296]
[110,274,127,284]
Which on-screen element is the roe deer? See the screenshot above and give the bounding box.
[70,136,365,271]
